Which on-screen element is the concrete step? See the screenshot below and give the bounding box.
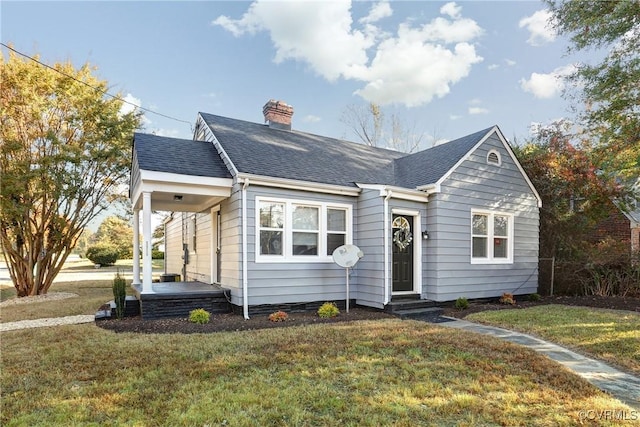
[385,298,438,313]
[395,306,444,319]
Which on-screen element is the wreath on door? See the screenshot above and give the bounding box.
[392,217,413,251]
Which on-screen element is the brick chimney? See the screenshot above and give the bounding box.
[263,99,294,130]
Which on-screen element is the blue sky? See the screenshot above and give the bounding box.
[3,1,592,147]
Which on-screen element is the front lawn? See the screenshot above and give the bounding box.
[0,280,117,323]
[467,305,640,375]
[2,320,636,426]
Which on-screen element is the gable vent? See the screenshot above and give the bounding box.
[487,150,501,166]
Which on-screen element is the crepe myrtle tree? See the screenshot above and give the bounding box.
[0,49,141,296]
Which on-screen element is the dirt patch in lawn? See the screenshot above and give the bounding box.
[96,295,640,334]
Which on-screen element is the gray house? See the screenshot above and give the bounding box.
[129,100,541,318]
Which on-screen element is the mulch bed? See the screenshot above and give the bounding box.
[96,295,640,334]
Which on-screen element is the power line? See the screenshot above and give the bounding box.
[1,43,193,129]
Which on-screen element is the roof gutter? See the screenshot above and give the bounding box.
[242,177,250,319]
[238,173,361,197]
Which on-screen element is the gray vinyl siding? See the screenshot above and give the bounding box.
[424,134,539,301]
[164,214,182,278]
[245,185,358,306]
[183,212,212,283]
[354,189,385,309]
[218,183,242,304]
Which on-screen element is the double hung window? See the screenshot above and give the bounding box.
[257,198,351,262]
[471,211,513,264]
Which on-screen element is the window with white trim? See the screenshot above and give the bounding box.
[256,197,351,262]
[471,211,513,264]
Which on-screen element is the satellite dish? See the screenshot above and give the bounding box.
[332,245,363,313]
[332,244,363,268]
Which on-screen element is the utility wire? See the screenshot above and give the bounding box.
[1,43,193,128]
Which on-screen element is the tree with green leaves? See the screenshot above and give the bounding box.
[91,216,134,259]
[546,0,640,181]
[0,49,141,296]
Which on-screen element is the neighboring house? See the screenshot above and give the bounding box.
[129,100,542,318]
[591,199,640,254]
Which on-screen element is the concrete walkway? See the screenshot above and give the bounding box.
[438,317,640,410]
[0,315,95,332]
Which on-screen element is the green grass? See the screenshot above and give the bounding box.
[60,257,165,271]
[2,320,636,426]
[467,305,640,375]
[0,280,119,322]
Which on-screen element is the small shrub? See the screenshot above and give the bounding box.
[268,310,289,322]
[189,308,211,324]
[112,271,127,319]
[455,297,469,310]
[86,244,119,266]
[317,302,340,318]
[528,293,541,302]
[151,250,164,260]
[499,293,516,305]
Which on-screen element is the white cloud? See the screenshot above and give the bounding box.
[520,64,575,99]
[302,115,321,123]
[488,63,499,70]
[119,93,152,127]
[519,9,556,46]
[213,1,483,107]
[151,128,182,138]
[213,2,373,82]
[449,114,462,120]
[469,107,489,115]
[440,2,461,19]
[359,1,392,25]
[469,98,482,105]
[119,93,141,116]
[505,59,516,66]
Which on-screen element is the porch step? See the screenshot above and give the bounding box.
[385,298,438,314]
[395,307,444,320]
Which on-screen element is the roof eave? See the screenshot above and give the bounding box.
[238,173,361,197]
[356,183,431,202]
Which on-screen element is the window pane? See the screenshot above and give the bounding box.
[327,209,346,231]
[260,231,282,255]
[494,238,507,258]
[494,215,508,237]
[327,233,345,255]
[472,237,487,258]
[293,232,318,255]
[293,206,319,230]
[259,203,284,228]
[472,214,487,235]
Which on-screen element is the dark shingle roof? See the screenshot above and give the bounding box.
[132,115,497,190]
[393,127,495,188]
[200,113,495,189]
[199,113,406,188]
[133,133,231,179]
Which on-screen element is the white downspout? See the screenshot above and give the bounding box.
[383,188,392,305]
[242,178,250,319]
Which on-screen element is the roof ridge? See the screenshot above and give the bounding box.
[198,111,408,158]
